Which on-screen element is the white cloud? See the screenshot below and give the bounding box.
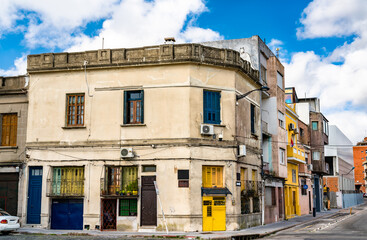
[0,0,221,50]
[67,0,222,51]
[0,55,27,76]
[297,0,367,39]
[286,0,367,144]
[0,0,222,75]
[327,110,367,145]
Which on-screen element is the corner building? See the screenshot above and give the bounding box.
[23,44,264,231]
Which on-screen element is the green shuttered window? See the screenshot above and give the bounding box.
[119,199,137,216]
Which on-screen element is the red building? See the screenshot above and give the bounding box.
[353,137,367,192]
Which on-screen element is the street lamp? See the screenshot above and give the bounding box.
[236,85,269,225]
[236,86,270,101]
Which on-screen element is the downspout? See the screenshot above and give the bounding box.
[258,38,265,225]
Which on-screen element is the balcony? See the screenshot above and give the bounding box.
[46,179,84,197]
[101,166,139,197]
[46,167,84,197]
[287,145,306,164]
[240,180,263,197]
[100,178,139,197]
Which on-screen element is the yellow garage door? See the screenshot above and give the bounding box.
[202,196,226,231]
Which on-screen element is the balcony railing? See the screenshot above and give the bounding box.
[100,178,139,197]
[240,180,263,197]
[46,179,84,197]
[287,145,306,163]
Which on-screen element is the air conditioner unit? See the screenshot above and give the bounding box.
[238,145,247,157]
[307,164,313,171]
[201,124,214,135]
[293,128,299,134]
[120,147,134,158]
[288,123,295,131]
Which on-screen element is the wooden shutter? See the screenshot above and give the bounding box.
[251,104,255,134]
[1,113,17,146]
[203,166,223,188]
[140,90,144,123]
[123,91,128,124]
[203,91,221,124]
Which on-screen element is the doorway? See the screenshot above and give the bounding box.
[140,176,157,226]
[101,199,117,230]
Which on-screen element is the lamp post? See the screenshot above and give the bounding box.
[236,86,270,101]
[236,85,270,225]
[342,166,355,208]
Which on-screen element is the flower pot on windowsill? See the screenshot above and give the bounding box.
[132,190,138,195]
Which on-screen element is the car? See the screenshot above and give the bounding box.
[0,208,20,235]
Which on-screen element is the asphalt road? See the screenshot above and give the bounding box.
[0,235,157,240]
[264,203,367,240]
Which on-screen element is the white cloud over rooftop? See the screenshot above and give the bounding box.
[286,0,367,144]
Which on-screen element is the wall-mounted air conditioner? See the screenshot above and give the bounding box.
[238,145,247,157]
[201,124,214,135]
[120,147,134,158]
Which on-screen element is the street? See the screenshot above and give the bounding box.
[264,201,367,240]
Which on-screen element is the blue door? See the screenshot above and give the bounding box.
[27,166,43,224]
[51,199,83,230]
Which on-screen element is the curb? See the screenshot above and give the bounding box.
[16,203,367,240]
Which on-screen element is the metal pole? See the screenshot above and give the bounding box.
[342,174,344,208]
[153,181,169,234]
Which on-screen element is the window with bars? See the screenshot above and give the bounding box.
[66,94,84,126]
[1,113,17,146]
[119,199,137,216]
[202,166,223,188]
[124,91,144,124]
[203,90,221,124]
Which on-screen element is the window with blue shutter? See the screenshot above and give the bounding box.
[124,90,144,124]
[203,90,221,124]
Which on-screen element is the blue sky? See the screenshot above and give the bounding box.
[0,0,366,144]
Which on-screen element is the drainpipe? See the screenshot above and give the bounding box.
[258,38,265,225]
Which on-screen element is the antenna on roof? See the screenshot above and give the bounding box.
[102,38,104,49]
[276,48,280,58]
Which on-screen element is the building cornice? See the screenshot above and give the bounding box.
[27,44,259,83]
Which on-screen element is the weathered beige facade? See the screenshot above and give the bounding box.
[0,75,28,217]
[23,44,263,231]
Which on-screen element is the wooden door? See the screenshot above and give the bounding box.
[140,176,156,226]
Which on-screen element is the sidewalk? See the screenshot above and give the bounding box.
[17,208,359,239]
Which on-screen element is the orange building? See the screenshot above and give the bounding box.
[353,137,367,192]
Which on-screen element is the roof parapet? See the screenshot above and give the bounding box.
[27,43,259,82]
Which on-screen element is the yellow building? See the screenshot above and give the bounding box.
[285,104,305,219]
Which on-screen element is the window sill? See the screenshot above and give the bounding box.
[203,123,226,127]
[62,126,86,129]
[120,124,146,127]
[0,146,18,150]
